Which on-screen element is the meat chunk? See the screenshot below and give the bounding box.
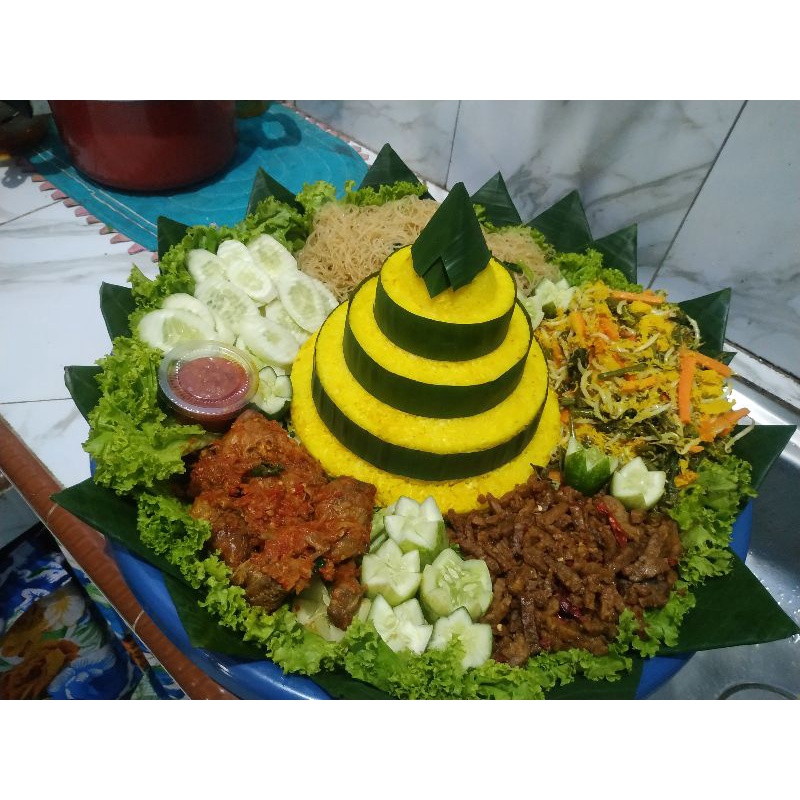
[188,410,375,627]
[446,474,682,665]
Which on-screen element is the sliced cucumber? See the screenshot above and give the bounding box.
[236,315,300,370]
[428,607,493,670]
[186,249,225,285]
[275,270,332,333]
[252,365,293,419]
[193,277,261,335]
[361,539,422,606]
[216,239,277,305]
[420,548,493,622]
[383,495,446,568]
[209,309,236,345]
[610,457,667,510]
[247,233,299,282]
[137,308,217,353]
[263,299,312,345]
[369,595,432,655]
[161,292,216,329]
[563,436,618,496]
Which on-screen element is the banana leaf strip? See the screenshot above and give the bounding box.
[732,424,796,491]
[411,182,491,296]
[311,670,393,700]
[545,657,643,700]
[156,215,190,261]
[470,172,523,228]
[358,143,430,197]
[247,166,303,216]
[527,190,593,255]
[591,223,638,284]
[64,365,101,421]
[99,282,135,340]
[678,288,731,358]
[51,479,183,583]
[658,551,799,655]
[163,573,266,660]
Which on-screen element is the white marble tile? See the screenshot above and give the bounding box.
[0,162,60,224]
[654,101,800,379]
[0,201,158,404]
[448,100,743,269]
[294,101,460,188]
[1,400,91,489]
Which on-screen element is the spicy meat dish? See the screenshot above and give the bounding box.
[446,474,682,665]
[187,409,376,629]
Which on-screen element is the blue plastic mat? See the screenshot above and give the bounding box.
[27,105,368,252]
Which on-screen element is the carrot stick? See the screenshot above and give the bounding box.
[691,350,733,377]
[698,408,750,441]
[677,350,695,424]
[569,311,587,342]
[609,289,664,305]
[598,315,619,340]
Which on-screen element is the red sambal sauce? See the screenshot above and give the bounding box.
[170,356,251,407]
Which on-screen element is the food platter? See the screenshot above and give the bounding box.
[110,502,754,699]
[54,150,798,700]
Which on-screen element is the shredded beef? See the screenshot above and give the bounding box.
[446,473,682,666]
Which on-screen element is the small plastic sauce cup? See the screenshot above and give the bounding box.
[158,341,258,430]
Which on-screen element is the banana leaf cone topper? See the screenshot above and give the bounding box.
[55,145,798,700]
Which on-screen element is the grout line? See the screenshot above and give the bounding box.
[443,101,462,190]
[0,199,62,226]
[647,100,748,289]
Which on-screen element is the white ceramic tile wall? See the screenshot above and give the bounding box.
[649,100,800,379]
[293,99,799,380]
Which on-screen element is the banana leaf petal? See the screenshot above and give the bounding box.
[358,143,429,196]
[64,365,101,421]
[545,658,643,700]
[527,190,593,255]
[247,166,303,216]
[470,172,523,228]
[659,551,799,655]
[163,573,265,660]
[591,223,638,284]
[156,215,190,261]
[732,424,796,490]
[678,288,731,358]
[99,282,135,340]
[51,479,183,583]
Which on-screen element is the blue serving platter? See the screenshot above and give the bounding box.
[110,503,753,700]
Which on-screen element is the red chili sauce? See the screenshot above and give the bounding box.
[170,356,251,408]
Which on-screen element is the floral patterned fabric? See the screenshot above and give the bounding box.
[0,524,185,700]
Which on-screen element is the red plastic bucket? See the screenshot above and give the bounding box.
[49,100,237,192]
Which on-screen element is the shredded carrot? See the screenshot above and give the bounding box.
[551,339,563,367]
[620,375,659,394]
[609,289,664,305]
[569,311,587,342]
[677,350,696,424]
[598,315,619,340]
[698,408,750,442]
[560,407,571,425]
[691,350,733,377]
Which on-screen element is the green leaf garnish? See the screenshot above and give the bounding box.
[358,144,428,196]
[411,182,491,297]
[470,172,522,227]
[99,282,135,340]
[156,215,191,261]
[64,365,101,421]
[247,166,303,216]
[678,288,731,358]
[591,223,638,284]
[528,190,593,254]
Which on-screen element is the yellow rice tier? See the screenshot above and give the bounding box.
[291,334,562,512]
[315,303,547,454]
[349,276,531,386]
[381,246,515,323]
